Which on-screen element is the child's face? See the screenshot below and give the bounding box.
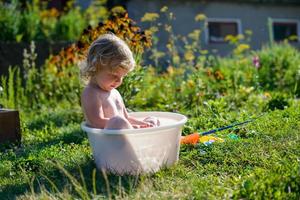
[93,67,128,91]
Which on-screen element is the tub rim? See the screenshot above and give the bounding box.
[81,111,187,135]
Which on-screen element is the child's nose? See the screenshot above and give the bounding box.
[116,77,122,83]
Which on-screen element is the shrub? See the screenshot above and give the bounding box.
[53,8,87,41]
[0,0,22,41]
[257,43,300,96]
[0,0,108,42]
[265,93,290,111]
[0,9,152,109]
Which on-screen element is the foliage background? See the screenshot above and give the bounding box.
[0,2,299,199]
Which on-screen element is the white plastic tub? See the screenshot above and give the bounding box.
[81,111,187,175]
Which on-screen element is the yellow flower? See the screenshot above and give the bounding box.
[40,8,59,18]
[237,34,245,40]
[187,80,195,88]
[239,86,254,94]
[167,66,174,75]
[264,92,271,98]
[169,12,174,20]
[166,43,172,51]
[111,6,126,15]
[200,50,208,55]
[184,51,195,62]
[239,58,248,65]
[164,24,172,32]
[188,30,201,40]
[160,6,168,13]
[141,13,160,22]
[194,14,206,21]
[234,44,250,55]
[224,35,235,42]
[148,67,156,75]
[149,26,158,34]
[245,29,253,36]
[47,63,58,74]
[288,35,298,41]
[245,86,254,93]
[172,55,180,64]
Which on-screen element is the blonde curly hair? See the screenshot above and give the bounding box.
[80,33,135,81]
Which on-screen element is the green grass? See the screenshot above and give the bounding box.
[1,7,300,198]
[0,100,299,199]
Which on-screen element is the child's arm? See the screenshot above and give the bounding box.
[122,107,152,128]
[87,114,110,129]
[82,90,109,129]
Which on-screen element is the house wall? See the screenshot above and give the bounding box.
[127,0,300,56]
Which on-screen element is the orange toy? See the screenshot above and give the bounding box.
[180,116,263,145]
[180,133,200,145]
[181,133,224,145]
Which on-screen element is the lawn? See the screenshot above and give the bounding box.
[0,96,299,199]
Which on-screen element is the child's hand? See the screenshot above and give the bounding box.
[132,122,153,129]
[143,117,160,127]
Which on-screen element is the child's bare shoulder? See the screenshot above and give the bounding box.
[111,88,121,96]
[111,89,123,100]
[81,85,103,103]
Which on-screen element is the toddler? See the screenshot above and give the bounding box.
[80,33,160,129]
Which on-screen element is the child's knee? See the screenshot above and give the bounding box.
[105,116,132,129]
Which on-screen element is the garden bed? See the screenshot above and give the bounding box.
[0,41,71,76]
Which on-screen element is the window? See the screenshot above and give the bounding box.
[272,21,298,42]
[207,20,241,43]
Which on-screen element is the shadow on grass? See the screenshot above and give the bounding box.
[26,109,83,131]
[0,126,87,155]
[0,121,142,199]
[41,160,142,199]
[0,156,143,199]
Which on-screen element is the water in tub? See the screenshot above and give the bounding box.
[136,115,177,126]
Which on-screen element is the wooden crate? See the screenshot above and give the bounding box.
[0,109,21,144]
